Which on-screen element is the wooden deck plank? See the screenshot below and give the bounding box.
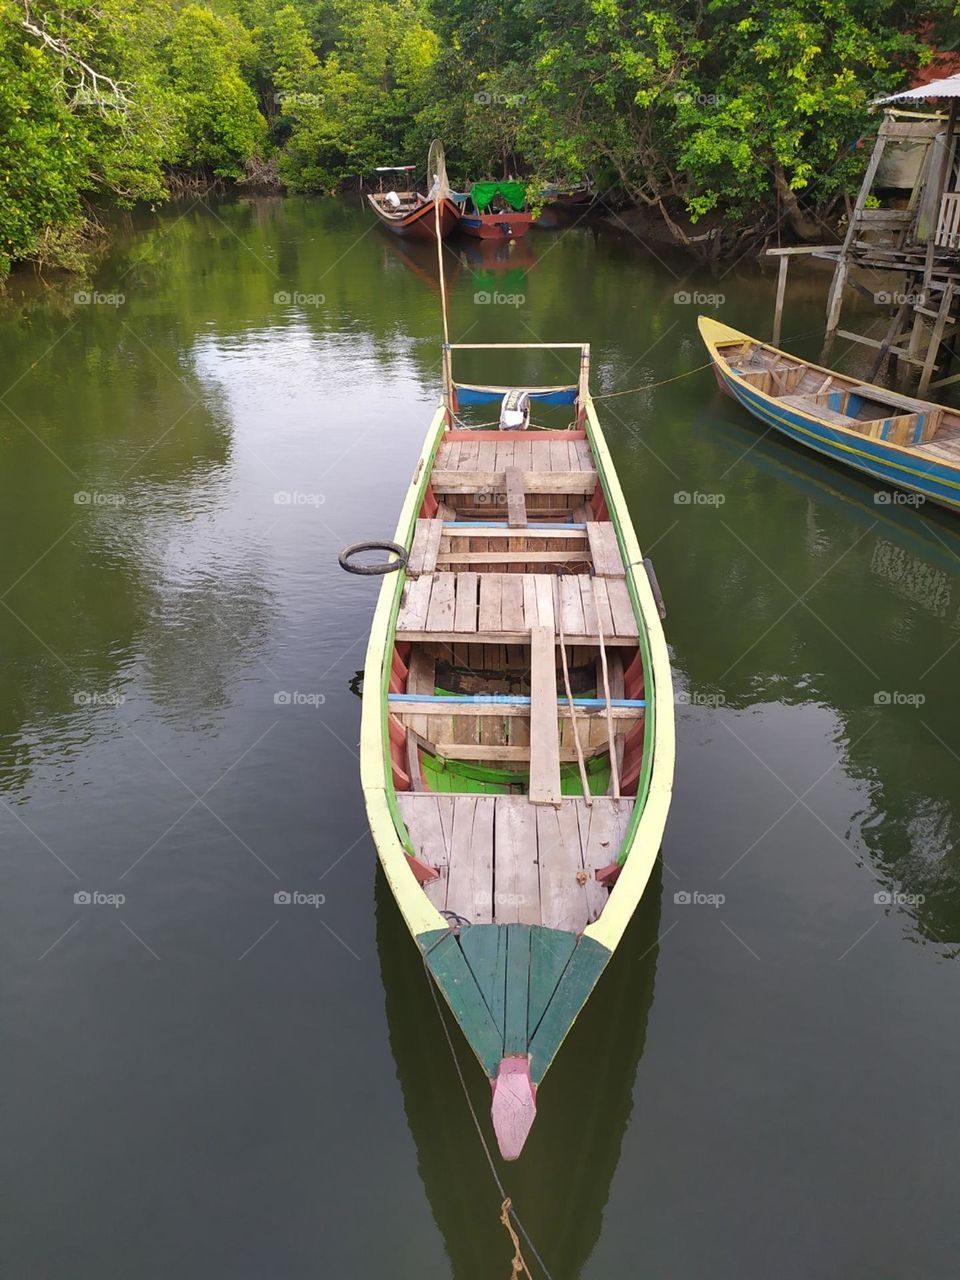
[425,573,456,631]
[549,440,569,472]
[395,627,637,646]
[494,797,541,926]
[478,573,504,632]
[586,523,623,576]
[558,574,586,636]
[398,574,433,631]
[605,577,638,636]
[582,576,614,638]
[453,572,478,632]
[397,793,450,910]
[536,806,589,932]
[500,574,525,633]
[574,801,615,921]
[477,439,497,471]
[533,574,556,630]
[529,624,562,806]
[505,466,527,528]
[445,796,481,922]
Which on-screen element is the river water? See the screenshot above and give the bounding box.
[1,196,959,1279]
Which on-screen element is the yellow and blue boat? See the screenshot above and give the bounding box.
[699,317,960,513]
[354,342,674,1159]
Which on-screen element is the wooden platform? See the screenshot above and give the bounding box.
[398,793,635,930]
[396,572,639,642]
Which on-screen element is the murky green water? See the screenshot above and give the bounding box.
[2,196,959,1279]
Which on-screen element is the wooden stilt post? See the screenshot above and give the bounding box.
[919,282,954,396]
[772,254,789,347]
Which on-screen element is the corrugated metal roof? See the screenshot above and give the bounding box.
[874,73,960,104]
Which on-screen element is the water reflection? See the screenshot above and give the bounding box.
[377,863,663,1279]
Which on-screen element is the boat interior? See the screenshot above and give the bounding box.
[721,338,960,460]
[388,346,651,935]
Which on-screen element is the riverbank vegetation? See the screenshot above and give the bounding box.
[0,0,954,279]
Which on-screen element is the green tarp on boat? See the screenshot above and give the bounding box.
[467,180,527,212]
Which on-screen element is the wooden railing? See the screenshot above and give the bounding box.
[936,192,960,250]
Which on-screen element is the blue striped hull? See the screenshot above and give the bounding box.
[717,363,960,513]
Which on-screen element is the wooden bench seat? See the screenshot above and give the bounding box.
[780,394,858,427]
[430,470,598,495]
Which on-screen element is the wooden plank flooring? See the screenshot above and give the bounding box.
[397,794,635,931]
[397,572,638,642]
[435,436,595,474]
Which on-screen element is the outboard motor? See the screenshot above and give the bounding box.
[385,190,402,208]
[499,389,531,431]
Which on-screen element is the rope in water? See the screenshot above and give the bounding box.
[592,360,714,399]
[422,957,555,1280]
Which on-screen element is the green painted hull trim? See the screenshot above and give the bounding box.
[417,924,612,1088]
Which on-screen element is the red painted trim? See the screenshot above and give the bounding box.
[590,488,608,519]
[406,854,440,883]
[421,484,438,519]
[594,861,622,887]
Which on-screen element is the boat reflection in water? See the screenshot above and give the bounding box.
[375,861,663,1279]
[704,406,960,951]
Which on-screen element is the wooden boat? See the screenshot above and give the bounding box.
[699,317,960,513]
[367,189,461,240]
[357,342,674,1159]
[456,181,534,239]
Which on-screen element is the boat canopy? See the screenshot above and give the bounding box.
[467,181,527,213]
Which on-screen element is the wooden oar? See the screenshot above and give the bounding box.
[557,589,592,807]
[593,585,621,799]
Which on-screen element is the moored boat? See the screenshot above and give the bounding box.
[699,317,960,513]
[352,342,675,1159]
[367,144,461,241]
[455,180,534,239]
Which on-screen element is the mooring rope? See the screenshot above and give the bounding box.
[592,360,714,399]
[422,957,555,1280]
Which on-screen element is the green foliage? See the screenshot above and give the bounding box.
[0,0,954,279]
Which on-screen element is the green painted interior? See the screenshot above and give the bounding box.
[420,750,612,796]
